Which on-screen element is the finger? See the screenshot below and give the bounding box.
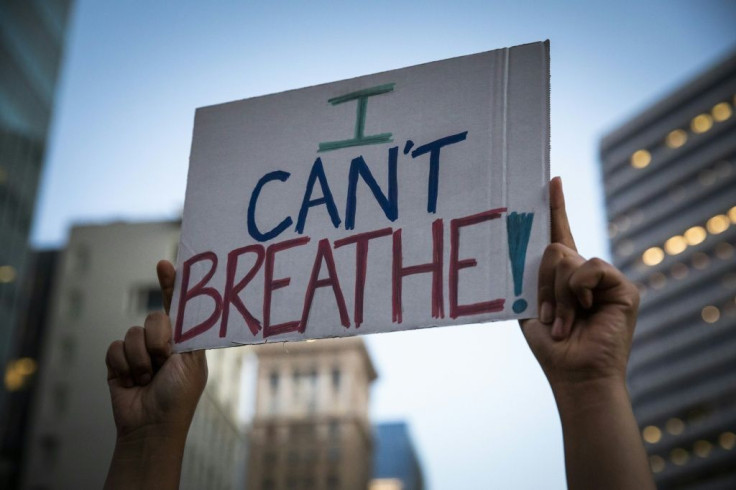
[123,326,153,385]
[550,177,577,251]
[552,255,585,340]
[569,257,639,311]
[537,243,578,325]
[157,260,176,315]
[144,311,172,369]
[106,340,133,388]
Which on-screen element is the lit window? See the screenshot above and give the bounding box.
[692,252,710,270]
[728,205,736,224]
[649,455,666,474]
[664,236,687,255]
[701,305,720,324]
[4,365,24,391]
[706,214,730,234]
[715,242,734,260]
[649,272,666,290]
[711,101,732,122]
[670,263,688,280]
[670,448,689,466]
[698,169,716,186]
[0,265,16,284]
[642,247,664,266]
[666,418,684,435]
[630,149,651,169]
[693,440,712,458]
[684,226,706,246]
[643,425,661,444]
[691,113,713,133]
[665,129,687,148]
[719,431,735,450]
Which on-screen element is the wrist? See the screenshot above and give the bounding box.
[551,375,630,417]
[115,422,190,453]
[106,424,189,490]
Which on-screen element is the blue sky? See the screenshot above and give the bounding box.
[33,1,736,488]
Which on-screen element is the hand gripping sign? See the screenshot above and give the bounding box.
[172,41,550,351]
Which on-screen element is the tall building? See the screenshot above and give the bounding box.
[370,422,424,490]
[1,249,59,488]
[0,0,73,373]
[247,338,377,490]
[22,221,251,489]
[600,50,736,489]
[0,1,74,486]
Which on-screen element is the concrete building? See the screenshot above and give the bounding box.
[22,221,251,489]
[247,337,377,490]
[600,50,736,488]
[0,2,73,483]
[370,422,424,490]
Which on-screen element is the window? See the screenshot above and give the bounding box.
[331,368,341,390]
[67,290,83,318]
[130,286,164,314]
[53,384,68,414]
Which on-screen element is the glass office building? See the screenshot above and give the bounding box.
[600,50,736,489]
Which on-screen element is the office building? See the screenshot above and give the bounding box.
[247,337,377,490]
[600,50,736,489]
[0,1,74,486]
[370,422,424,490]
[22,221,250,489]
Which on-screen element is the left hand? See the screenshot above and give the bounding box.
[105,261,208,438]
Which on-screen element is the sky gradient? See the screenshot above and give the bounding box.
[31,1,736,488]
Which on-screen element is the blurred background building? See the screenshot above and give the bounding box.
[601,50,736,489]
[21,221,251,489]
[247,338,378,490]
[0,0,74,486]
[370,422,424,490]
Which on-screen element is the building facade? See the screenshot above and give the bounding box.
[247,338,377,490]
[22,221,250,489]
[370,422,424,490]
[0,0,72,373]
[600,51,736,488]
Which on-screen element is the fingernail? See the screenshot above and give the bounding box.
[582,289,593,309]
[140,373,152,385]
[540,302,553,324]
[551,317,563,339]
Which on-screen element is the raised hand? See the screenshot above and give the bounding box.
[104,260,208,490]
[521,177,639,389]
[521,177,655,490]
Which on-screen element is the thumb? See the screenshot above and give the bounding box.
[550,177,577,251]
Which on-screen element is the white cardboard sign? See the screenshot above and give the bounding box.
[171,41,550,351]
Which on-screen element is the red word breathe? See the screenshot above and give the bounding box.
[174,208,507,343]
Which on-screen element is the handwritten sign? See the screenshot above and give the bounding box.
[172,41,550,351]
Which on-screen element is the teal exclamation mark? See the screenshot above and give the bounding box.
[506,212,534,313]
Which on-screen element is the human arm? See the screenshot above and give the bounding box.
[104,260,208,490]
[521,177,655,490]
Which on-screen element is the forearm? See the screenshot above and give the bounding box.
[552,378,655,490]
[105,425,188,490]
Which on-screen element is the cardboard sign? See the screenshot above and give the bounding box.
[171,41,550,351]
